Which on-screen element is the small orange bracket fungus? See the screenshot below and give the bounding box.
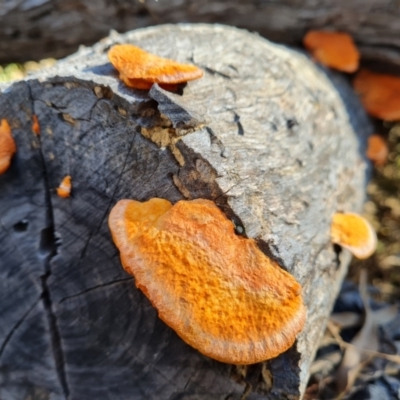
[0,118,17,174]
[353,69,400,121]
[32,115,40,135]
[108,198,306,365]
[57,175,72,198]
[366,134,388,166]
[303,30,360,73]
[108,44,203,90]
[331,213,377,259]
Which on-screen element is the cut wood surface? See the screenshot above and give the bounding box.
[1,0,400,70]
[0,24,371,399]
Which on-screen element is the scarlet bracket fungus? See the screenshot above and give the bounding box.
[32,115,40,135]
[353,69,400,121]
[108,44,203,90]
[366,134,388,166]
[331,213,377,259]
[57,175,72,198]
[108,198,306,364]
[303,30,360,73]
[0,119,17,174]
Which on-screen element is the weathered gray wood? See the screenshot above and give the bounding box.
[1,0,400,69]
[0,24,371,399]
[0,81,65,400]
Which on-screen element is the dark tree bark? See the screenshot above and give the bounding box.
[1,0,400,70]
[0,24,370,399]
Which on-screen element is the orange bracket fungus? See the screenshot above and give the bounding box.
[108,44,203,90]
[303,30,360,73]
[32,115,40,135]
[331,213,377,259]
[0,118,17,174]
[366,134,388,166]
[108,198,306,365]
[56,175,72,198]
[353,69,400,121]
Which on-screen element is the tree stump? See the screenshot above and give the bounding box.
[0,24,371,400]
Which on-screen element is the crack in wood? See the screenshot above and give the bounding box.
[233,111,244,136]
[79,130,136,262]
[200,65,232,79]
[27,82,70,400]
[0,298,40,361]
[58,277,134,304]
[240,382,252,400]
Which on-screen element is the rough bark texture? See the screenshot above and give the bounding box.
[1,0,400,70]
[0,24,371,399]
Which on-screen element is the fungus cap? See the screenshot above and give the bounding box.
[331,213,377,259]
[109,198,306,365]
[353,69,400,121]
[108,44,203,88]
[57,175,72,198]
[303,30,359,73]
[366,134,388,166]
[0,119,16,174]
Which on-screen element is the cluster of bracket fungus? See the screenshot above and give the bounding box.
[108,198,306,364]
[108,44,203,91]
[301,31,386,262]
[303,30,360,73]
[104,42,381,364]
[302,30,399,168]
[0,119,16,174]
[330,213,377,260]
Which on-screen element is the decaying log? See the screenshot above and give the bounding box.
[0,24,371,399]
[1,0,400,70]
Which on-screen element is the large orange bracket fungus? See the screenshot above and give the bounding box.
[303,30,359,73]
[331,213,377,260]
[108,44,203,90]
[353,69,400,121]
[0,118,16,174]
[109,198,306,365]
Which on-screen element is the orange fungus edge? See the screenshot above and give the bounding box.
[57,175,72,198]
[331,212,377,259]
[108,44,203,89]
[0,118,17,174]
[108,198,306,365]
[303,30,360,73]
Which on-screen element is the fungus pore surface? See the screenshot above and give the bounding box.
[0,118,16,174]
[331,212,377,259]
[108,44,203,89]
[108,198,306,365]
